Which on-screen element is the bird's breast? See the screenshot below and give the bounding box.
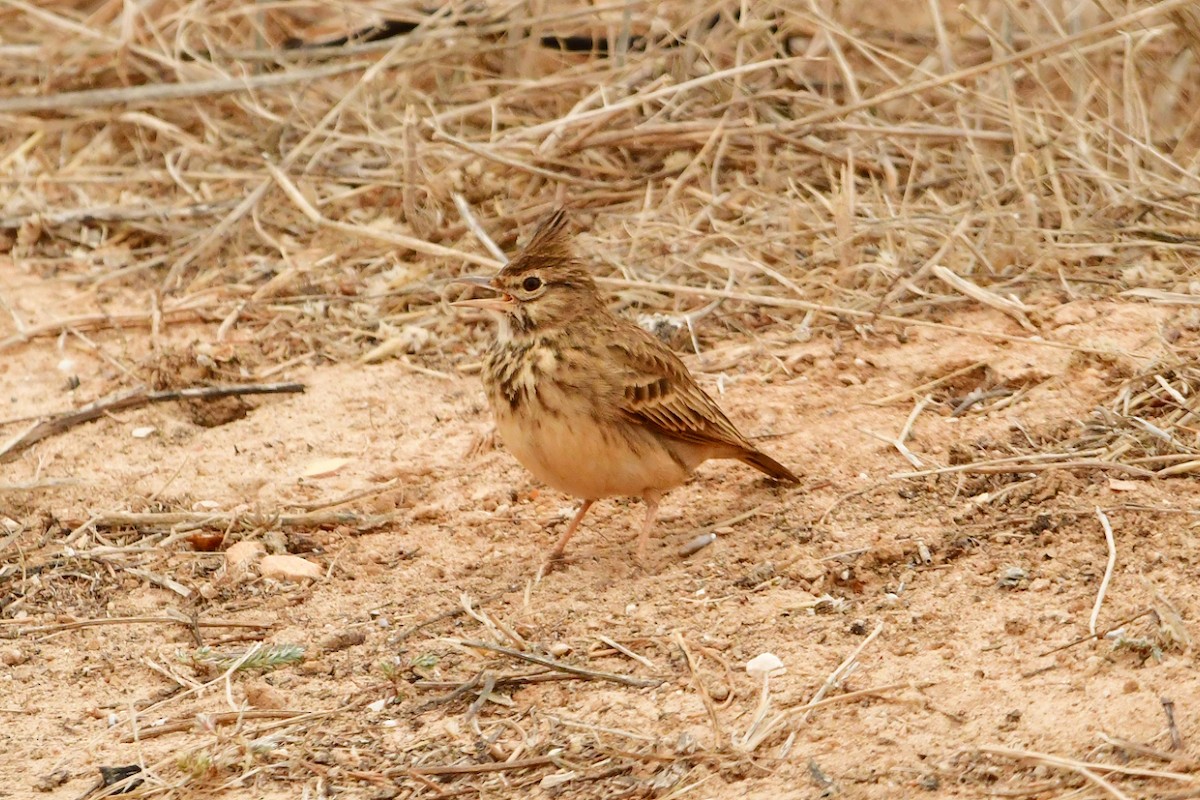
[484,337,565,413]
[481,336,692,499]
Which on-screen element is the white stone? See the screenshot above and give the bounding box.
[746,652,786,678]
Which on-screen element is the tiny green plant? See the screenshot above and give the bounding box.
[181,643,305,672]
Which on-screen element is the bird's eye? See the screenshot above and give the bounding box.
[521,276,543,292]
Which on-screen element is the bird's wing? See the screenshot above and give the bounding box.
[608,324,750,451]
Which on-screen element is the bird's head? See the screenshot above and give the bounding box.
[452,207,601,336]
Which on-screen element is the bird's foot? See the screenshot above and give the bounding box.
[535,550,569,581]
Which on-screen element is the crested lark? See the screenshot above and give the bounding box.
[453,207,798,567]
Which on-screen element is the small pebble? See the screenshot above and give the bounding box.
[0,646,28,667]
[789,558,825,584]
[224,541,265,570]
[745,652,786,678]
[33,769,69,792]
[244,683,286,710]
[260,554,323,583]
[678,532,716,557]
[996,566,1028,589]
[673,731,699,755]
[539,771,578,790]
[319,629,366,653]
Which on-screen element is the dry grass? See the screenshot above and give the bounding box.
[6,0,1200,797]
[3,0,1200,372]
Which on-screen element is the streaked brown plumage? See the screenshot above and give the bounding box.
[453,207,798,568]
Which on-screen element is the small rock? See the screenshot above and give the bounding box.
[735,562,776,588]
[547,642,572,657]
[1051,303,1097,327]
[318,629,366,653]
[244,682,286,709]
[1029,578,1051,592]
[788,558,826,584]
[301,457,351,478]
[224,541,265,570]
[1,646,29,667]
[672,731,699,755]
[539,771,578,790]
[260,554,323,583]
[996,566,1028,590]
[33,769,69,792]
[188,531,225,552]
[708,684,730,702]
[678,532,717,557]
[745,652,786,678]
[262,530,288,555]
[98,766,143,793]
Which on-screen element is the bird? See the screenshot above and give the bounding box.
[452,206,798,569]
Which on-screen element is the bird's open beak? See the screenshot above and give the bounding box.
[450,276,515,312]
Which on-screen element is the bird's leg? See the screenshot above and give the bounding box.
[635,493,661,564]
[547,499,594,563]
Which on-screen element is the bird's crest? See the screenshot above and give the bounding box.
[502,206,575,275]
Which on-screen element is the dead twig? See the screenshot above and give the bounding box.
[674,632,722,747]
[0,60,370,114]
[0,201,233,229]
[0,478,80,492]
[454,640,662,688]
[413,671,576,691]
[1090,508,1117,637]
[120,709,307,742]
[408,755,561,776]
[0,383,304,462]
[892,460,1155,480]
[979,744,1200,791]
[19,615,271,638]
[1036,609,1155,657]
[0,308,211,354]
[870,361,990,406]
[1164,698,1184,751]
[393,584,519,643]
[804,621,884,721]
[69,509,388,532]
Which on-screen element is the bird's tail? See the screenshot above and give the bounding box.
[739,448,800,483]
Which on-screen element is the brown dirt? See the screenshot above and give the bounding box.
[4,270,1200,798]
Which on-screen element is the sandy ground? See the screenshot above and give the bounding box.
[3,268,1200,799]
